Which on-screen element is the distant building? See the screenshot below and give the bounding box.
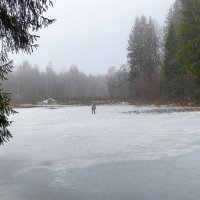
[41,98,56,104]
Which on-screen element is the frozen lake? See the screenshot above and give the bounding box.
[0,105,200,200]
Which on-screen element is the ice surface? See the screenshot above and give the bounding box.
[1,105,200,169]
[1,105,200,199]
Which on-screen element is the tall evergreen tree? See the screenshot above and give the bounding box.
[162,0,189,101]
[145,18,160,73]
[163,20,183,99]
[0,0,55,145]
[128,16,147,74]
[178,0,200,102]
[128,16,147,98]
[127,15,161,100]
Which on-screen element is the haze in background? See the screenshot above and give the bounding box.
[11,0,175,74]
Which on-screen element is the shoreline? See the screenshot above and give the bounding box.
[11,102,200,111]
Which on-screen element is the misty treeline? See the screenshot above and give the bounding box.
[3,62,108,103]
[3,61,131,103]
[4,0,200,104]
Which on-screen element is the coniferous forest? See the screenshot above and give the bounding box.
[127,0,200,104]
[3,0,200,104]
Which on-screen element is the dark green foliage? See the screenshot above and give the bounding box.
[163,0,200,102]
[128,16,148,75]
[177,0,200,102]
[126,0,200,103]
[0,90,17,145]
[0,0,55,145]
[163,20,185,100]
[127,15,161,100]
[178,0,200,74]
[0,0,55,54]
[163,23,179,78]
[162,0,193,101]
[0,59,17,145]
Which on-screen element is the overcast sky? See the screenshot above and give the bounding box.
[11,0,175,75]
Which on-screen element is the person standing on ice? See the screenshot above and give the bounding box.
[91,102,96,114]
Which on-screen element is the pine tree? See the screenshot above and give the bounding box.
[128,16,148,73]
[127,15,161,100]
[163,21,184,99]
[163,22,178,78]
[0,0,55,145]
[178,0,200,102]
[162,0,189,100]
[145,18,160,73]
[127,16,147,98]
